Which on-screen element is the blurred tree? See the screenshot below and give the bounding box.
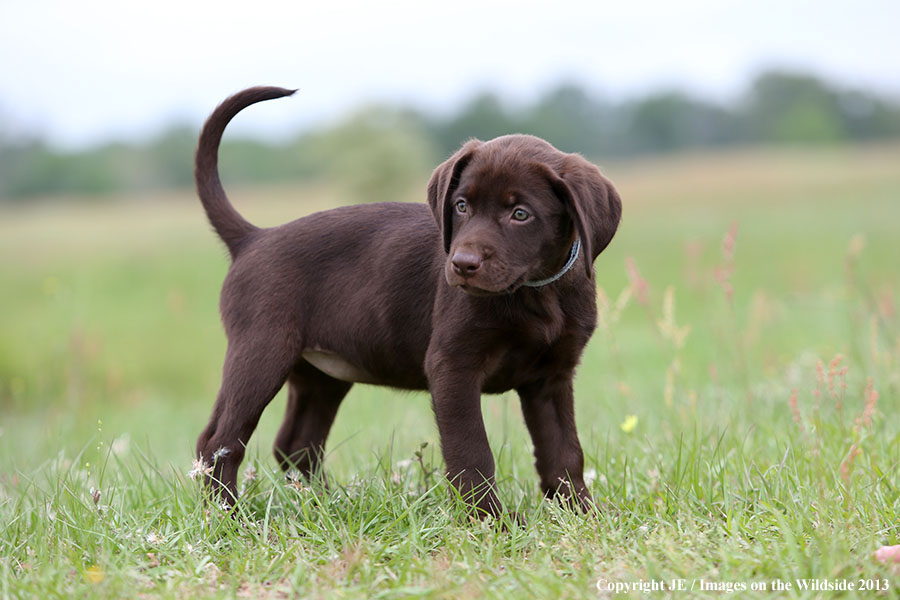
[431,92,520,156]
[745,71,846,143]
[836,90,900,140]
[145,126,195,189]
[625,91,740,153]
[309,106,438,204]
[522,83,613,156]
[0,141,120,199]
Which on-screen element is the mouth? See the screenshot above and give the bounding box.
[455,274,526,296]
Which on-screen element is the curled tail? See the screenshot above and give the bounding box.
[195,86,297,258]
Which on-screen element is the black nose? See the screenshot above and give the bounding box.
[451,252,483,276]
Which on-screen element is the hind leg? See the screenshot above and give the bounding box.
[273,361,352,483]
[196,334,294,503]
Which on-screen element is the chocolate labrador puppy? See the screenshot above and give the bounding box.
[194,86,621,517]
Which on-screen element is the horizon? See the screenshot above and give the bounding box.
[3,67,897,153]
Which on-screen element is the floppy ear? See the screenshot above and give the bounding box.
[426,139,481,253]
[535,156,622,279]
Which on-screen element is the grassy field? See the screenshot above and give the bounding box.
[1,144,899,598]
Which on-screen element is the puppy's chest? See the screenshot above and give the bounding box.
[480,307,575,393]
[495,293,568,343]
[482,337,571,393]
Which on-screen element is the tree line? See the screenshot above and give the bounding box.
[1,70,898,202]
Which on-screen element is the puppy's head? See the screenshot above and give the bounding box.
[427,135,622,295]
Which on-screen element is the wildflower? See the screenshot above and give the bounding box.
[188,457,213,480]
[620,415,638,433]
[597,288,610,330]
[90,487,101,505]
[111,434,130,456]
[84,565,104,584]
[242,464,257,483]
[285,469,305,491]
[625,257,649,307]
[722,221,738,263]
[714,222,739,302]
[146,531,163,545]
[856,378,878,429]
[788,389,804,431]
[212,447,231,461]
[611,287,632,323]
[828,354,844,374]
[663,360,679,408]
[814,359,825,397]
[583,469,597,486]
[839,444,861,482]
[846,234,866,260]
[597,286,632,331]
[657,286,690,349]
[826,354,844,399]
[876,290,896,320]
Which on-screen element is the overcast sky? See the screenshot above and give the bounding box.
[1,0,898,148]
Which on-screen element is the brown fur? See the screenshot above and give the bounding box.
[194,86,622,517]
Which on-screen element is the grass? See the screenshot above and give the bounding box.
[1,144,899,598]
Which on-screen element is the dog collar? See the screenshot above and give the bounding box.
[522,238,581,288]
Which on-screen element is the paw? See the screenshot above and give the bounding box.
[545,478,598,514]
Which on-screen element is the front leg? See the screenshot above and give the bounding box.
[425,351,502,519]
[517,372,594,512]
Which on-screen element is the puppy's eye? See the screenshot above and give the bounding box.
[455,199,468,214]
[511,207,530,221]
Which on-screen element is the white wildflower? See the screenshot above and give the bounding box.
[111,434,130,456]
[188,457,213,480]
[285,469,305,491]
[583,469,597,486]
[146,531,163,545]
[212,447,231,461]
